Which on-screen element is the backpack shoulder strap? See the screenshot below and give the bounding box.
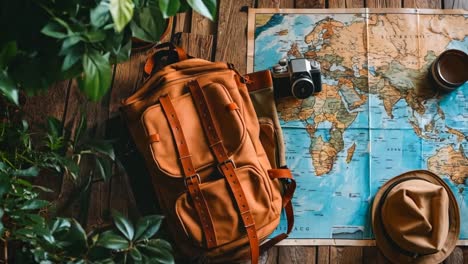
[144,42,190,76]
[159,94,218,249]
[188,80,260,264]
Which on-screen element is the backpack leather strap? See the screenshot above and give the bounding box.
[188,80,260,264]
[159,95,218,249]
[260,168,296,252]
[144,42,189,75]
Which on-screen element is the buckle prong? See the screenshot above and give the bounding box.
[184,173,201,187]
[217,159,236,172]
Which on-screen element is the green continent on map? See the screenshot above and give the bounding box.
[428,145,468,185]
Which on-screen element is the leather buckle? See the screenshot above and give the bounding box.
[217,159,236,172]
[184,173,201,188]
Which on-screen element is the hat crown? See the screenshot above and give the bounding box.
[381,179,450,255]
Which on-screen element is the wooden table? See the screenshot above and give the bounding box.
[25,0,467,263]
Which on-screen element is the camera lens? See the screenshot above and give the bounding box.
[291,77,315,99]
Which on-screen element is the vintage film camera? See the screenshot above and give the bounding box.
[271,58,322,99]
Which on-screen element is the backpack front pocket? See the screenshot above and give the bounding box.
[174,165,277,247]
[141,83,246,178]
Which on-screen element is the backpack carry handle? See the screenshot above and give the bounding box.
[144,42,190,75]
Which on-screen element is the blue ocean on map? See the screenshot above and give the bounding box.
[254,11,468,240]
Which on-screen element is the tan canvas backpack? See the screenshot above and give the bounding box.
[121,43,296,263]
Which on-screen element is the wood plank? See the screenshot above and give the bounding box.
[257,0,295,8]
[174,11,192,33]
[328,0,365,8]
[367,0,403,7]
[444,0,468,9]
[317,246,330,263]
[259,247,279,264]
[215,0,256,74]
[330,246,363,264]
[362,247,391,264]
[191,12,216,35]
[178,33,214,61]
[464,248,468,263]
[295,0,326,8]
[403,0,442,8]
[23,80,70,128]
[444,247,464,264]
[278,247,316,264]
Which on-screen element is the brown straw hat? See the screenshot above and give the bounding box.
[372,170,460,264]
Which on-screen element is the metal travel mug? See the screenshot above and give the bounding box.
[429,49,468,93]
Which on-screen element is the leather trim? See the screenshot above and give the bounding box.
[188,80,260,264]
[159,95,218,249]
[148,133,160,143]
[245,70,273,92]
[260,168,296,252]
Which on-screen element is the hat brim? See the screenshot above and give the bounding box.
[371,170,460,264]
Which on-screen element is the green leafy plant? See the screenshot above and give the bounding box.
[0,0,217,103]
[0,101,173,263]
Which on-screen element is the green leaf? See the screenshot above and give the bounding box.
[113,38,131,63]
[138,239,174,264]
[47,117,63,137]
[58,219,89,257]
[112,210,134,240]
[95,156,112,181]
[134,215,163,241]
[187,0,216,21]
[87,140,115,160]
[109,0,135,32]
[0,70,19,105]
[61,35,82,54]
[96,230,130,250]
[81,50,111,101]
[91,0,111,28]
[0,41,17,69]
[130,4,166,42]
[159,0,180,18]
[62,47,81,71]
[129,247,142,261]
[21,199,49,210]
[50,218,71,233]
[74,111,87,144]
[0,173,11,197]
[85,30,106,43]
[41,21,68,39]
[13,166,39,177]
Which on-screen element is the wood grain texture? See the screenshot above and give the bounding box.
[278,247,316,264]
[444,247,464,264]
[330,246,363,264]
[317,246,330,263]
[215,0,255,74]
[444,0,468,9]
[191,12,217,35]
[367,0,403,7]
[363,247,392,264]
[259,247,279,264]
[178,33,214,60]
[295,0,326,8]
[257,0,295,8]
[403,0,442,8]
[23,81,69,126]
[328,0,365,8]
[174,11,192,33]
